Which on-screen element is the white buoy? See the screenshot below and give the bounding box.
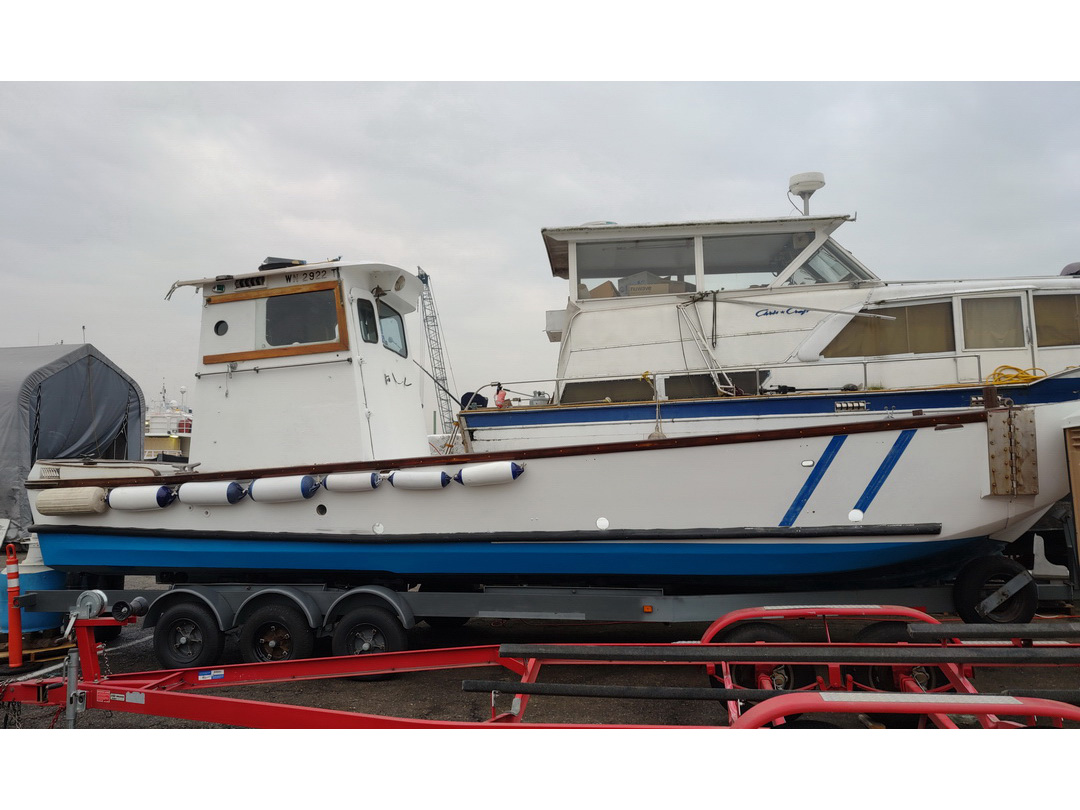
[388,470,451,490]
[177,480,246,505]
[249,475,319,503]
[323,472,381,492]
[35,487,108,516]
[108,485,176,510]
[453,461,526,487]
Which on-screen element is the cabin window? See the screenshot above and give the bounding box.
[782,243,874,286]
[356,299,379,344]
[822,301,955,358]
[961,297,1025,349]
[576,238,695,298]
[378,300,407,357]
[1034,294,1080,347]
[201,279,350,365]
[664,374,722,399]
[265,289,339,346]
[560,377,655,404]
[702,232,812,291]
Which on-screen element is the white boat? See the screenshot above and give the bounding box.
[143,384,194,462]
[457,174,1080,451]
[21,186,1080,619]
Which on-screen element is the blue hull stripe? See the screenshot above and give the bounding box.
[854,428,917,514]
[780,435,847,527]
[38,532,988,579]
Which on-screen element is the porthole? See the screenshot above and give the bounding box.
[214,320,229,336]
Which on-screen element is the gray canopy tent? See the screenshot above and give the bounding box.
[0,344,144,543]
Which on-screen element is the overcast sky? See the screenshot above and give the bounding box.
[2,81,1079,412]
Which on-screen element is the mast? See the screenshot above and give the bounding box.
[417,268,456,434]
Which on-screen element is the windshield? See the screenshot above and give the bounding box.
[783,242,874,286]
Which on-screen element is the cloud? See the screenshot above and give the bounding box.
[2,81,1079,405]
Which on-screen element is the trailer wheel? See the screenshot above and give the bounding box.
[331,606,408,681]
[713,621,815,723]
[953,555,1038,624]
[847,621,952,728]
[154,602,225,669]
[239,601,315,663]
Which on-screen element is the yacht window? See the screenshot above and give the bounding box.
[783,243,874,286]
[356,299,379,344]
[576,238,696,298]
[665,374,721,399]
[702,232,811,291]
[378,300,408,357]
[265,289,339,346]
[822,302,955,358]
[961,297,1025,349]
[1034,294,1080,347]
[560,378,655,404]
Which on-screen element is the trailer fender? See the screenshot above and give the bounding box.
[144,586,236,633]
[233,587,324,630]
[325,586,416,631]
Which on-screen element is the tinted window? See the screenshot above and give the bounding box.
[823,302,955,358]
[1034,294,1080,347]
[357,299,379,344]
[265,289,338,346]
[378,300,407,357]
[576,238,696,298]
[961,297,1025,349]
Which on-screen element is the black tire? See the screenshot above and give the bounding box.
[954,555,1038,624]
[331,606,408,681]
[153,602,225,669]
[848,621,952,729]
[718,622,815,691]
[238,601,315,663]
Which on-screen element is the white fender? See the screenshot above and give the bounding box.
[107,485,176,510]
[388,470,451,490]
[324,472,382,492]
[249,475,320,503]
[177,480,247,505]
[454,461,526,487]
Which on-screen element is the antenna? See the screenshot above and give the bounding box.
[789,172,825,215]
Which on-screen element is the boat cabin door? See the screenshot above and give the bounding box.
[350,286,429,459]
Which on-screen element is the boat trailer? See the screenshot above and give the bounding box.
[4,602,1080,729]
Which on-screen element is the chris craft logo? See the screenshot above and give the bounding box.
[755,306,810,317]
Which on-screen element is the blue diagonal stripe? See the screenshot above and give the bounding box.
[853,429,918,514]
[780,434,847,527]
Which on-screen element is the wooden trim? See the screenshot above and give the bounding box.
[206,280,340,305]
[202,280,350,365]
[28,409,989,490]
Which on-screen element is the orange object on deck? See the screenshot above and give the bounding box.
[5,544,22,668]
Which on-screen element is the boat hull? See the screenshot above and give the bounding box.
[29,403,1078,591]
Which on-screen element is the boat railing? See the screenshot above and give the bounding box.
[451,352,991,419]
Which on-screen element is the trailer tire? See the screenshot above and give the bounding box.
[953,555,1038,624]
[711,622,815,725]
[239,601,315,663]
[847,621,952,729]
[154,602,226,669]
[332,606,408,681]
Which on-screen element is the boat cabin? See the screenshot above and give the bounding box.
[169,258,429,471]
[541,216,1080,402]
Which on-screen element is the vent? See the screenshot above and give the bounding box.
[834,401,868,412]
